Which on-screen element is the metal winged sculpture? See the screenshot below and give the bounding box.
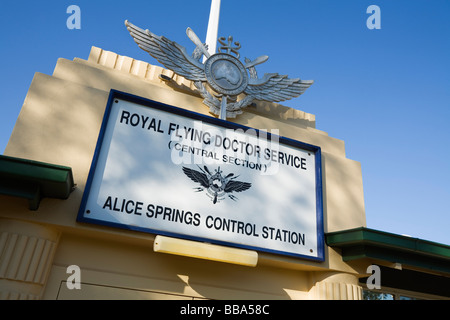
[125,20,313,119]
[182,166,251,204]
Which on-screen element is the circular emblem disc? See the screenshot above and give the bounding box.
[204,53,248,96]
[209,172,225,193]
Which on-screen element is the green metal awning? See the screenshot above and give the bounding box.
[0,155,75,210]
[326,227,450,274]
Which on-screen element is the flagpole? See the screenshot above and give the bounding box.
[204,0,225,119]
[204,0,221,61]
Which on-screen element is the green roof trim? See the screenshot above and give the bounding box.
[0,155,75,210]
[326,227,450,274]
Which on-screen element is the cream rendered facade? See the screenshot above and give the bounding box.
[0,46,368,300]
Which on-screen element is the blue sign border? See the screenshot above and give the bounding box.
[77,90,325,262]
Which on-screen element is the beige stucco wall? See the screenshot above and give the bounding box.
[0,47,366,300]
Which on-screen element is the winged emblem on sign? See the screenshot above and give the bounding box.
[182,166,251,204]
[125,20,313,119]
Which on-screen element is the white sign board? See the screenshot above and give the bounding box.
[78,90,324,261]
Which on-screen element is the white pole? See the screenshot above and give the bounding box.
[204,0,221,62]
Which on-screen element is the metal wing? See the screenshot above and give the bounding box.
[224,180,252,193]
[182,167,209,188]
[125,20,206,82]
[245,73,313,102]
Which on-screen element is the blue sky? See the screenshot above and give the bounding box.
[1,1,449,245]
